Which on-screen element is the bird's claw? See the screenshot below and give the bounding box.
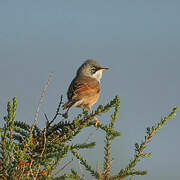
[94,118,99,127]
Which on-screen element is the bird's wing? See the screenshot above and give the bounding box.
[67,76,100,101]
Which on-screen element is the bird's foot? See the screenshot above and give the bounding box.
[94,117,99,127]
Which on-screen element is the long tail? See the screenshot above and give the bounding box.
[63,100,74,110]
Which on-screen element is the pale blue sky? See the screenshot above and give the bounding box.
[0,1,180,179]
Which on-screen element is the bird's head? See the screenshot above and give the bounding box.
[77,59,109,82]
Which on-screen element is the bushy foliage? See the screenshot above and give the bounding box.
[0,74,178,180]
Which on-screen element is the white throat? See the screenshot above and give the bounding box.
[92,70,102,82]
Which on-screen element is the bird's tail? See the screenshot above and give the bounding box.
[63,101,74,110]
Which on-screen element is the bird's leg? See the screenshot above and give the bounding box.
[88,106,99,127]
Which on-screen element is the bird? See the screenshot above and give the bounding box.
[63,59,108,125]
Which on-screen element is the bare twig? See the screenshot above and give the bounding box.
[31,72,54,134]
[50,95,63,125]
[44,113,49,122]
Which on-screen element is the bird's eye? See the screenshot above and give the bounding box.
[91,66,97,74]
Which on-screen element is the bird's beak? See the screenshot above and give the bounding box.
[97,67,109,71]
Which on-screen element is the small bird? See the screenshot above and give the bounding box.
[63,59,108,125]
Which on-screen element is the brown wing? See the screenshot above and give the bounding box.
[67,76,100,101]
[63,76,100,110]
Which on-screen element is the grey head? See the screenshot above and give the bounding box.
[76,59,108,82]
